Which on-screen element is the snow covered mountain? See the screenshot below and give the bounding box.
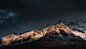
[1,20,86,49]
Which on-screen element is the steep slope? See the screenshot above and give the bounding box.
[1,20,86,49]
[1,21,86,46]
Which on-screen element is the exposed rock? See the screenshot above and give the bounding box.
[1,22,86,46]
[46,23,53,27]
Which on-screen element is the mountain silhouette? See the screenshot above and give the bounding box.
[1,20,86,49]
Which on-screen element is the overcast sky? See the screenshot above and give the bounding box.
[0,0,86,36]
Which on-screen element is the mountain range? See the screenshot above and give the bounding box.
[1,20,86,49]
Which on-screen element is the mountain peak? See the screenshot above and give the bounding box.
[60,22,64,25]
[46,23,53,27]
[1,21,86,46]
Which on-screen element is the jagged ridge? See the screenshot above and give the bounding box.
[1,22,86,46]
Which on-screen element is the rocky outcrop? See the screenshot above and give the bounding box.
[1,22,86,45]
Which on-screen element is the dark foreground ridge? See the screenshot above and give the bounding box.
[1,20,86,49]
[1,35,86,49]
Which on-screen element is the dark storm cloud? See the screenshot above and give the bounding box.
[0,0,86,17]
[0,0,86,37]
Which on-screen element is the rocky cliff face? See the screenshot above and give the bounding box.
[1,20,86,46]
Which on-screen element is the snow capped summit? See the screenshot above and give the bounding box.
[1,20,86,47]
